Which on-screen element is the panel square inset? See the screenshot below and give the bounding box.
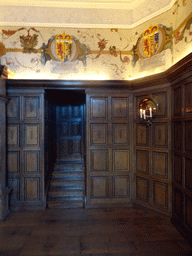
[24,178,39,200]
[8,151,20,173]
[113,124,128,145]
[136,125,148,146]
[173,154,182,184]
[153,181,168,209]
[136,177,149,202]
[25,125,39,146]
[91,98,107,119]
[152,152,167,178]
[113,150,129,171]
[24,96,39,119]
[25,151,39,173]
[7,96,20,119]
[112,98,128,118]
[91,124,107,145]
[136,150,149,174]
[91,150,108,172]
[113,176,130,198]
[91,177,108,198]
[8,125,19,146]
[153,123,167,147]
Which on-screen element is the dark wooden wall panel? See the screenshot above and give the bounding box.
[153,123,167,147]
[185,83,192,114]
[152,152,167,178]
[113,124,128,145]
[24,151,39,173]
[7,96,20,119]
[113,150,129,171]
[86,91,131,206]
[91,177,108,199]
[173,122,182,151]
[185,158,192,192]
[112,176,130,198]
[185,121,192,153]
[136,177,149,202]
[23,96,39,119]
[134,88,171,215]
[8,125,19,146]
[91,97,108,119]
[173,154,182,185]
[153,92,167,117]
[91,124,107,145]
[136,125,148,146]
[172,74,192,240]
[7,90,45,209]
[111,98,129,118]
[136,150,149,174]
[186,195,192,228]
[8,178,20,203]
[24,178,39,200]
[174,87,182,116]
[153,181,168,209]
[91,149,108,172]
[8,151,20,173]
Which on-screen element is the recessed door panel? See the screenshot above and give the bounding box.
[56,103,84,160]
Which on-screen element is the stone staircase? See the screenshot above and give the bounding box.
[47,159,85,208]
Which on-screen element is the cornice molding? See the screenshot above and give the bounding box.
[0,0,175,28]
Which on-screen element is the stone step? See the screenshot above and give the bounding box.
[48,194,84,201]
[51,180,84,188]
[55,159,84,166]
[48,200,84,209]
[49,186,84,194]
[54,166,84,172]
[47,159,85,209]
[52,171,84,180]
[49,189,84,198]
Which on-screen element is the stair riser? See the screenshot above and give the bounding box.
[51,180,84,186]
[48,202,84,209]
[49,191,84,197]
[52,175,84,180]
[48,160,85,209]
[54,168,84,172]
[50,186,85,191]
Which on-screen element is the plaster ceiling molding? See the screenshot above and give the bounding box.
[0,0,176,28]
[132,0,173,25]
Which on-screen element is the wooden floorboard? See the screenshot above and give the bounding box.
[0,206,191,256]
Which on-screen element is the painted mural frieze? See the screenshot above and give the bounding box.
[0,3,191,80]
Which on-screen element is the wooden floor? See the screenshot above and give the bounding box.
[0,206,191,256]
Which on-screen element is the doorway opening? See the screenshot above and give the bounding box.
[44,89,86,208]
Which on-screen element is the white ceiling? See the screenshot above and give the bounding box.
[0,0,175,28]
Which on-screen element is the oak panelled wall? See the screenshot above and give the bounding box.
[7,89,45,209]
[133,88,172,215]
[86,90,133,207]
[172,74,192,241]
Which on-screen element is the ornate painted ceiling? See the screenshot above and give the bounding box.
[0,0,174,28]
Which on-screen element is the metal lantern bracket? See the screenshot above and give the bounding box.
[139,97,158,126]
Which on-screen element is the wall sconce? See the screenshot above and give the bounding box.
[139,97,158,126]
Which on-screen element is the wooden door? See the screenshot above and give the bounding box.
[55,92,85,161]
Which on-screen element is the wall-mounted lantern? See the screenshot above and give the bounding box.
[139,97,158,126]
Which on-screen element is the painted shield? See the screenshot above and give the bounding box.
[143,25,159,58]
[55,32,73,62]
